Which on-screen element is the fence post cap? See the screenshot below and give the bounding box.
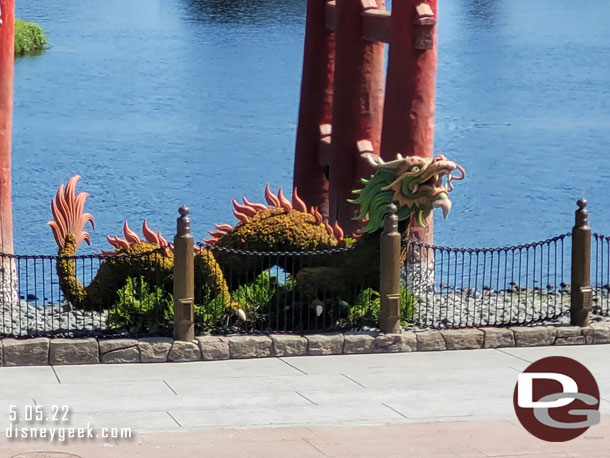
[179,205,190,217]
[386,203,397,215]
[383,203,399,234]
[575,198,589,229]
[177,205,191,236]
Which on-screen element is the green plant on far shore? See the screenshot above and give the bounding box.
[348,286,417,327]
[108,276,174,334]
[15,19,47,56]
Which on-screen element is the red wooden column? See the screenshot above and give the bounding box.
[380,0,438,245]
[293,0,336,217]
[329,0,385,234]
[0,0,14,255]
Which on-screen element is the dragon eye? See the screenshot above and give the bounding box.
[409,166,421,173]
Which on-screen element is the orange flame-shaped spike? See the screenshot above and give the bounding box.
[233,209,249,224]
[214,224,233,233]
[291,188,307,213]
[324,221,333,236]
[232,199,257,217]
[157,232,169,249]
[264,184,281,208]
[332,221,344,242]
[242,197,267,212]
[122,221,141,244]
[277,188,293,212]
[106,235,130,251]
[313,208,323,225]
[142,220,159,244]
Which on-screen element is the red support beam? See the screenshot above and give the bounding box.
[293,0,336,217]
[0,0,14,254]
[380,0,438,245]
[329,0,385,234]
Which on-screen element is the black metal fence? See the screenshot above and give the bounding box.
[195,243,382,334]
[0,229,608,338]
[403,234,572,328]
[593,233,610,317]
[0,249,171,338]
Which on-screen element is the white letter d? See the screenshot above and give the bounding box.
[518,372,578,408]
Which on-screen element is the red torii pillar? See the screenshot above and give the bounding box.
[293,0,438,242]
[381,0,438,245]
[293,0,335,217]
[0,0,14,256]
[329,0,385,234]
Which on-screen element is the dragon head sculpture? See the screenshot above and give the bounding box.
[351,153,466,234]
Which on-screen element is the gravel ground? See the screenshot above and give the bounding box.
[406,288,610,330]
[1,300,108,337]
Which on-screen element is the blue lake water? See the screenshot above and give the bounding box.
[11,0,610,255]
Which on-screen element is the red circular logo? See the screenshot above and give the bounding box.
[513,356,600,442]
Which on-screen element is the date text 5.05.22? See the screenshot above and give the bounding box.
[9,405,70,423]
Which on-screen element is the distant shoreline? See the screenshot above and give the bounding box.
[15,18,47,57]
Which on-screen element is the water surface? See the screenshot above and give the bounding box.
[12,0,610,254]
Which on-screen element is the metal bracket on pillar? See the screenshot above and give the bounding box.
[414,3,436,50]
[360,0,378,10]
[357,139,374,155]
[319,123,333,167]
[361,0,391,43]
[325,0,337,31]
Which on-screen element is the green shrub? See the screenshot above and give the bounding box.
[15,18,47,56]
[108,276,174,334]
[348,286,417,327]
[231,271,277,322]
[199,271,281,329]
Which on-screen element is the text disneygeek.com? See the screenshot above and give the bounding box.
[6,405,132,442]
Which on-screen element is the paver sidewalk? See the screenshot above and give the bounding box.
[0,345,608,456]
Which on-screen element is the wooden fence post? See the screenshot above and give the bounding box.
[571,198,592,327]
[173,206,195,341]
[380,203,401,333]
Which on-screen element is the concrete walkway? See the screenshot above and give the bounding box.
[0,345,608,457]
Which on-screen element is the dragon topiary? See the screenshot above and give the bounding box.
[48,153,464,314]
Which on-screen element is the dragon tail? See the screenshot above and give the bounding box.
[47,175,95,308]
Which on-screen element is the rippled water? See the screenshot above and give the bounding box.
[11,0,610,254]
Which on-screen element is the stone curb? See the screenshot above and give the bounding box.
[1,323,609,367]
